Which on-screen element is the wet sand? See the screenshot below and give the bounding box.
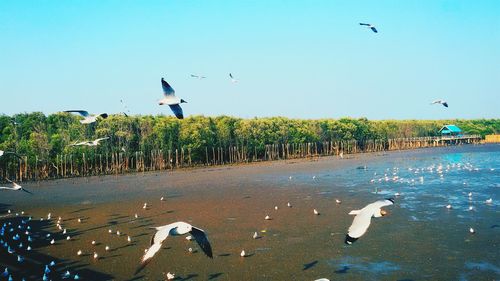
[1,146,499,280]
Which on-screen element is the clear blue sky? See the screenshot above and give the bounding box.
[1,0,498,119]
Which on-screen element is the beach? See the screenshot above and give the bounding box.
[1,144,499,280]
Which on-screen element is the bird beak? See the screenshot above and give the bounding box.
[380,209,388,216]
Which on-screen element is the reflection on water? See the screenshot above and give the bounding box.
[1,145,499,280]
[262,144,499,280]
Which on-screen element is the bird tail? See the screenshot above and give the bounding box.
[344,234,358,245]
[348,210,361,215]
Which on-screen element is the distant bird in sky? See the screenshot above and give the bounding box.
[345,198,394,244]
[359,23,378,33]
[64,110,109,124]
[0,179,32,194]
[190,74,206,79]
[430,100,448,107]
[120,99,131,117]
[158,78,187,119]
[0,150,22,160]
[70,137,109,147]
[136,221,212,274]
[229,73,239,83]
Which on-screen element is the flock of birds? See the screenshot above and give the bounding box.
[0,185,393,281]
[0,22,468,281]
[1,148,497,280]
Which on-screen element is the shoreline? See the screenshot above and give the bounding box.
[10,142,490,187]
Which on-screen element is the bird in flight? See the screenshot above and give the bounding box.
[136,221,213,274]
[158,78,187,119]
[64,110,109,124]
[345,198,394,244]
[229,73,239,83]
[69,137,110,147]
[0,150,23,160]
[359,23,378,33]
[0,179,33,194]
[430,100,449,108]
[190,74,206,79]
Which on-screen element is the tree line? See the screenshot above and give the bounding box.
[0,112,497,180]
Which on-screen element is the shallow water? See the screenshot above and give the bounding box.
[1,144,499,280]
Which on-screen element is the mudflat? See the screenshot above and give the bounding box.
[1,145,499,280]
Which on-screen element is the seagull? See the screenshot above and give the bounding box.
[158,78,187,119]
[229,73,239,83]
[64,110,108,124]
[430,100,448,108]
[0,179,33,194]
[190,74,206,79]
[345,198,394,244]
[136,221,213,274]
[165,272,175,280]
[0,150,23,160]
[359,23,378,33]
[70,137,109,147]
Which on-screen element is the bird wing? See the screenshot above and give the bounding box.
[168,104,184,119]
[365,198,394,211]
[151,225,173,245]
[371,27,378,33]
[95,137,110,143]
[191,74,199,78]
[190,227,213,258]
[21,187,33,195]
[346,199,394,243]
[161,78,176,97]
[442,102,448,107]
[229,73,234,79]
[347,211,373,239]
[98,113,108,119]
[359,23,370,26]
[65,110,89,117]
[135,225,173,274]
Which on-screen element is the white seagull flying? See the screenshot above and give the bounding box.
[0,179,32,194]
[136,221,213,274]
[190,74,206,79]
[158,78,187,119]
[64,110,109,124]
[229,73,239,83]
[430,100,448,108]
[70,137,109,147]
[345,198,394,244]
[359,23,378,33]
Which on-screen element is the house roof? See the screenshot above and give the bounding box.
[439,125,462,133]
